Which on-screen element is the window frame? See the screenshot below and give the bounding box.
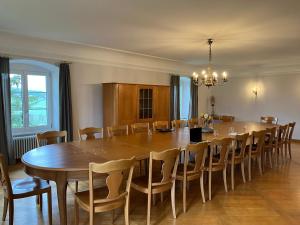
[10,67,53,135]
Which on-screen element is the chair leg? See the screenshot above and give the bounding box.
[2,197,8,221]
[183,176,187,212]
[74,199,79,225]
[258,157,262,175]
[112,210,115,224]
[223,167,228,192]
[268,151,273,168]
[171,183,176,219]
[288,142,292,159]
[89,207,94,225]
[200,172,205,203]
[152,194,156,206]
[231,163,235,191]
[248,157,252,181]
[208,171,212,200]
[147,191,152,225]
[284,143,288,163]
[47,191,52,225]
[124,196,130,225]
[8,200,14,225]
[280,145,284,165]
[75,181,79,193]
[160,192,164,203]
[241,161,246,183]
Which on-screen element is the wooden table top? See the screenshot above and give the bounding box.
[22,121,277,172]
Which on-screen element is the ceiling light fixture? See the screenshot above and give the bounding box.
[192,38,228,87]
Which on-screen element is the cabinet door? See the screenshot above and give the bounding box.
[154,86,170,121]
[136,85,154,122]
[117,84,137,125]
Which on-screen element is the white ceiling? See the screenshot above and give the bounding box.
[1,0,300,74]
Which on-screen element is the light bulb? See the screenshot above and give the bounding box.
[201,70,206,75]
[212,72,218,78]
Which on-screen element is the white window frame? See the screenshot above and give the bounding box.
[10,67,53,135]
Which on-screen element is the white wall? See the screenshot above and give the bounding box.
[198,74,300,139]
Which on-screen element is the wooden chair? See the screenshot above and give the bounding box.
[36,130,67,147]
[204,137,233,200]
[176,142,208,212]
[0,154,52,225]
[131,122,150,134]
[247,130,266,181]
[220,115,235,122]
[152,121,169,131]
[188,118,199,128]
[107,125,129,137]
[263,127,277,169]
[275,124,288,166]
[131,148,180,225]
[285,122,296,160]
[74,157,135,225]
[228,133,249,190]
[171,120,187,129]
[260,116,278,124]
[78,127,103,140]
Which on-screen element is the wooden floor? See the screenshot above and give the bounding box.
[2,143,300,225]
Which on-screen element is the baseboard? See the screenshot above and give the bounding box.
[292,139,300,143]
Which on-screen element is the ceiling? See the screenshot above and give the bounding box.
[1,0,300,74]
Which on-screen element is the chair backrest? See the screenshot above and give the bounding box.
[148,148,180,190]
[36,130,67,147]
[277,124,288,143]
[288,122,296,141]
[188,118,199,128]
[184,142,208,174]
[233,133,249,159]
[78,127,103,141]
[220,115,235,122]
[209,137,233,168]
[0,154,12,197]
[171,120,187,129]
[107,125,129,137]
[89,157,135,208]
[153,121,169,131]
[131,122,150,134]
[265,127,277,147]
[261,116,278,124]
[251,129,266,154]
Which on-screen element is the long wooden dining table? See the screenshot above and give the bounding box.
[21,121,277,225]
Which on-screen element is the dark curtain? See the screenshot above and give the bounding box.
[0,57,14,164]
[59,63,73,141]
[170,75,180,120]
[190,77,198,118]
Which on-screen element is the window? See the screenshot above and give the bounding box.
[10,71,51,134]
[179,76,191,120]
[139,88,153,119]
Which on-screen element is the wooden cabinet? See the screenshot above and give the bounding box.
[103,83,170,130]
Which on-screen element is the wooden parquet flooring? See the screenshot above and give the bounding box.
[2,143,300,225]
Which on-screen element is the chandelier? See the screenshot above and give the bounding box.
[192,38,228,87]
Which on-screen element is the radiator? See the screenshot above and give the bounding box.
[12,135,38,159]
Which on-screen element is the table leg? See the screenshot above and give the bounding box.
[55,172,68,225]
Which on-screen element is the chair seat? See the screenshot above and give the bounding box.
[75,187,125,212]
[131,175,173,194]
[176,164,202,181]
[11,177,50,198]
[228,154,244,164]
